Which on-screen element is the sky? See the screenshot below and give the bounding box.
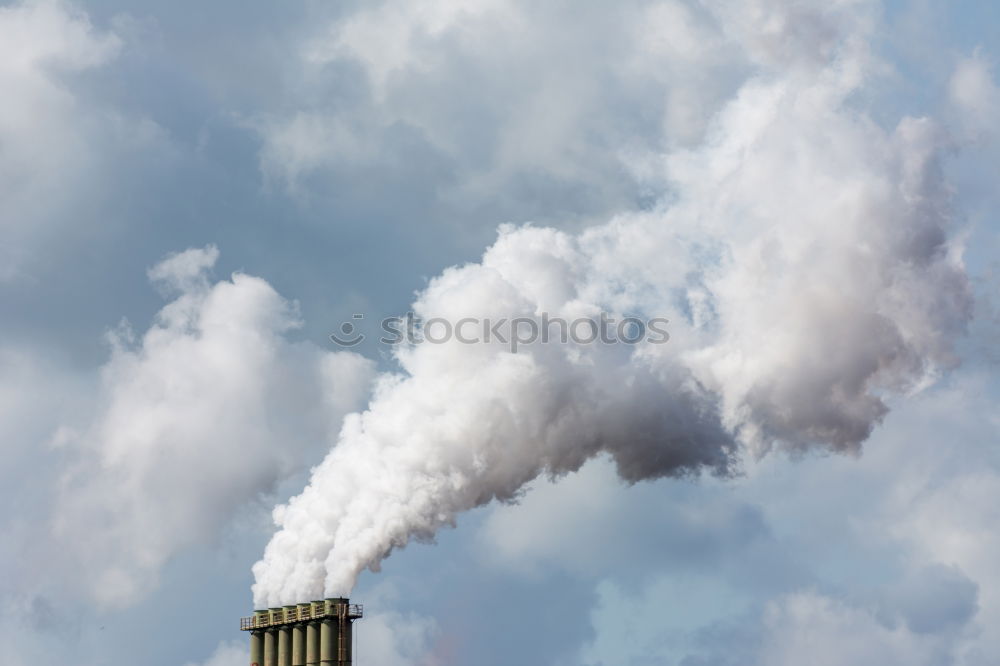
[1,0,999,664]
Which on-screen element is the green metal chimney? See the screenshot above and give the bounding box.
[279,606,296,666]
[306,601,323,666]
[319,599,338,666]
[242,599,361,666]
[250,610,268,666]
[264,608,281,666]
[292,603,310,666]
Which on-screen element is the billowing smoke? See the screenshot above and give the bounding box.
[252,0,972,607]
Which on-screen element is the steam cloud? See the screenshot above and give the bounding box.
[252,0,972,607]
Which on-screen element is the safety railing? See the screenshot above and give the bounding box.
[240,604,363,630]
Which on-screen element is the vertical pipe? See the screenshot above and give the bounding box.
[278,627,292,666]
[251,610,268,666]
[319,618,333,666]
[250,632,263,666]
[339,620,353,666]
[279,606,295,666]
[307,601,323,666]
[329,598,350,666]
[266,609,282,666]
[291,625,306,666]
[338,610,346,665]
[320,599,339,666]
[306,622,320,666]
[264,629,278,666]
[292,603,309,666]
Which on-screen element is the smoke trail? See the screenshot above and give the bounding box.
[252,0,972,607]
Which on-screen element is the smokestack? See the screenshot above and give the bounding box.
[293,603,309,666]
[307,601,322,666]
[243,599,362,666]
[250,610,267,666]
[266,608,280,666]
[280,606,294,666]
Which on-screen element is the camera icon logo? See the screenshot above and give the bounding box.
[329,314,365,347]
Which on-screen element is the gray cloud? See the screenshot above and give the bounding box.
[478,457,777,584]
[886,564,979,636]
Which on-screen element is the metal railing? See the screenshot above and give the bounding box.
[240,604,363,631]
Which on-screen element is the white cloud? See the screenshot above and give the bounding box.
[255,0,891,212]
[477,457,770,581]
[945,52,1000,290]
[147,245,222,294]
[0,0,174,282]
[756,591,955,666]
[0,0,121,173]
[183,641,248,666]
[305,0,511,97]
[580,580,971,665]
[356,610,438,666]
[582,583,964,666]
[49,246,376,608]
[890,470,1000,658]
[0,346,94,605]
[253,0,760,215]
[0,0,122,279]
[949,53,1000,140]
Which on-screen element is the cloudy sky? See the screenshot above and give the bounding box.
[2,0,999,664]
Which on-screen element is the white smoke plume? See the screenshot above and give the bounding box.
[252,0,972,607]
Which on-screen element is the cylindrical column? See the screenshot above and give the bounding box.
[306,621,320,666]
[266,607,282,666]
[251,609,268,666]
[264,629,278,666]
[319,599,339,666]
[307,600,323,666]
[292,625,306,666]
[319,619,336,666]
[278,627,292,666]
[250,632,264,666]
[279,605,295,666]
[292,603,309,666]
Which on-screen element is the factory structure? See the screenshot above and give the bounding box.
[241,598,363,666]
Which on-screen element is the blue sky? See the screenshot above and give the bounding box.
[1,1,999,665]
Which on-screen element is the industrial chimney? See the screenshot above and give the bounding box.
[241,598,363,666]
